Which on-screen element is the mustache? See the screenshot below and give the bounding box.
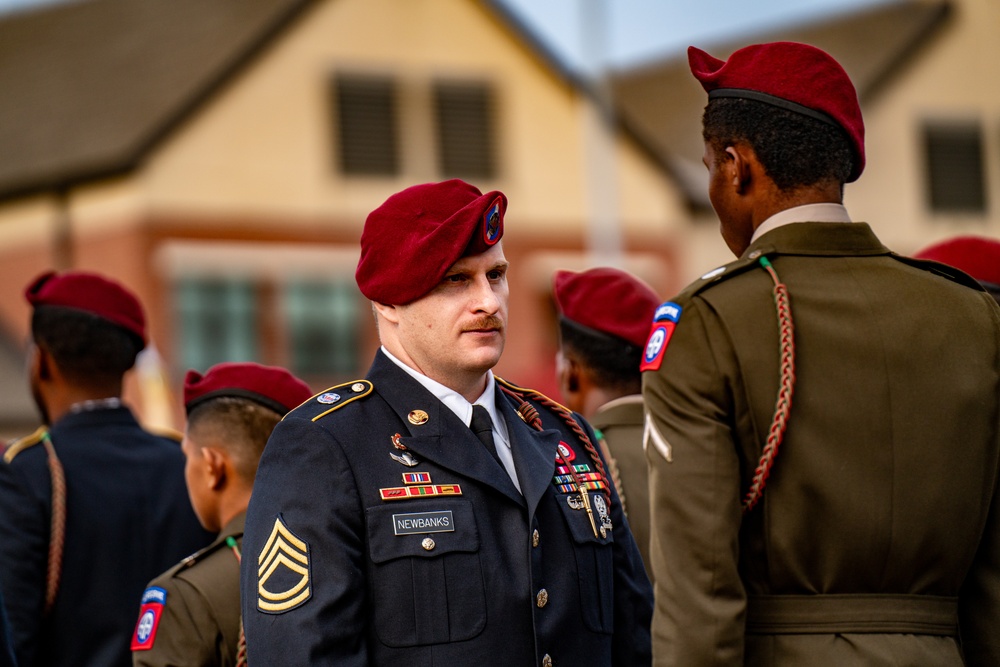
[463,315,504,332]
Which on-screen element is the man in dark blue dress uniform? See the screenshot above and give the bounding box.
[0,271,213,667]
[241,179,653,666]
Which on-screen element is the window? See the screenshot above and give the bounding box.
[175,278,258,372]
[284,279,360,377]
[434,81,497,179]
[334,75,399,175]
[923,121,987,213]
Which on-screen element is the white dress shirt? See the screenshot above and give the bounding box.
[381,346,520,491]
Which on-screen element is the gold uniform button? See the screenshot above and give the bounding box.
[536,589,548,608]
[421,538,436,551]
[541,654,553,667]
[532,529,539,547]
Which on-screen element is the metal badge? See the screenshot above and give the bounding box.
[408,410,429,425]
[390,451,419,467]
[317,393,340,404]
[594,494,613,536]
[567,494,584,510]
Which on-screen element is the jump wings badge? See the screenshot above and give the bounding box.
[257,516,311,614]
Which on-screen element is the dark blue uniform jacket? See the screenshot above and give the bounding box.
[0,407,214,667]
[241,351,653,666]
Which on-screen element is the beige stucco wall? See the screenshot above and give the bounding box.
[846,0,1000,254]
[126,0,686,241]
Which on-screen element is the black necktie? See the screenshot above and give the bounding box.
[471,405,503,467]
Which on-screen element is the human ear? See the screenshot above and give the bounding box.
[202,447,228,491]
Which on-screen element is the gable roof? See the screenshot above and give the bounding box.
[609,0,952,207]
[0,0,315,201]
[0,0,678,205]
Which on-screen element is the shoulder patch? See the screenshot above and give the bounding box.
[3,426,48,464]
[131,586,167,651]
[640,301,682,372]
[282,380,373,423]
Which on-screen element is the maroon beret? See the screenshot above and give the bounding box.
[689,41,865,182]
[553,267,661,349]
[184,362,313,416]
[914,235,1000,286]
[25,270,146,345]
[355,179,507,305]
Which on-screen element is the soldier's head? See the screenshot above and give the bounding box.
[24,270,147,424]
[182,362,313,532]
[356,179,509,401]
[914,235,1000,305]
[689,42,863,255]
[552,268,660,417]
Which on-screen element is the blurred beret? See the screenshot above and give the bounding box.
[689,41,865,182]
[355,179,506,305]
[913,235,1000,286]
[25,270,146,346]
[553,267,661,349]
[184,362,313,416]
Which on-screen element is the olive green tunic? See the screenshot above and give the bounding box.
[132,513,244,667]
[643,222,1000,666]
[591,395,653,581]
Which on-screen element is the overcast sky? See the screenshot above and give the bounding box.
[497,0,892,72]
[0,0,890,71]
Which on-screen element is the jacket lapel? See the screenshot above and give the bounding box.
[498,391,562,519]
[368,352,524,506]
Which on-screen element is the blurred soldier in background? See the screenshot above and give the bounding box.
[132,361,312,667]
[552,266,661,579]
[0,270,213,667]
[914,235,1000,305]
[642,42,1000,665]
[242,179,653,666]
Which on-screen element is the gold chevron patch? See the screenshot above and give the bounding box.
[257,516,311,613]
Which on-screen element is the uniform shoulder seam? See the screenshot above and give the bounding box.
[678,251,768,301]
[890,253,985,291]
[171,539,230,575]
[3,426,48,463]
[283,380,374,423]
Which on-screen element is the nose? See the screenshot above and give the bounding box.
[470,274,500,314]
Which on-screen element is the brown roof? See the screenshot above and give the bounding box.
[609,0,952,206]
[0,0,315,200]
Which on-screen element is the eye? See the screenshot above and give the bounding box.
[443,273,466,284]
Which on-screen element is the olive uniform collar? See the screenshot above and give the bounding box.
[747,222,891,258]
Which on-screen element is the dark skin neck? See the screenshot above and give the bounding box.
[557,352,639,420]
[713,141,844,255]
[32,345,123,424]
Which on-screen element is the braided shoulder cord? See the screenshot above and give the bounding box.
[742,256,796,513]
[41,433,65,615]
[496,381,612,509]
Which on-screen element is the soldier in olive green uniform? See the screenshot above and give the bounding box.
[132,362,312,667]
[552,267,661,579]
[642,42,1000,666]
